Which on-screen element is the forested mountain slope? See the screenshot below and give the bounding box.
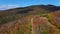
[0,5,60,34]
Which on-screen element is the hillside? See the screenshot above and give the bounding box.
[0,5,60,34]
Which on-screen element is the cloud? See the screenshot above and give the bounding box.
[0,5,20,10]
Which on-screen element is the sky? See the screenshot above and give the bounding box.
[0,0,60,10]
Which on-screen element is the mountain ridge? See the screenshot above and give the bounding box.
[0,4,60,34]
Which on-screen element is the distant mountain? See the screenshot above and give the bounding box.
[0,4,60,16]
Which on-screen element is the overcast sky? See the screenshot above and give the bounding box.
[0,0,60,10]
